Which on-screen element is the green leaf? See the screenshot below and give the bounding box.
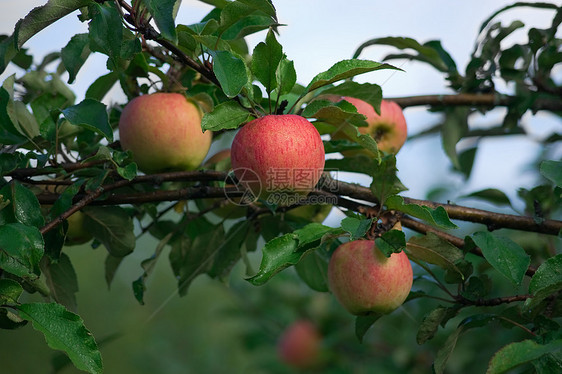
[0,223,44,279]
[487,339,562,374]
[61,33,90,84]
[302,99,367,125]
[525,255,562,310]
[10,100,41,141]
[218,0,276,39]
[460,188,513,207]
[341,217,373,241]
[442,107,469,172]
[144,0,178,43]
[209,50,249,98]
[237,0,277,18]
[275,57,297,97]
[386,195,458,230]
[540,160,562,187]
[433,326,462,374]
[0,181,45,228]
[478,2,559,35]
[201,101,254,131]
[116,162,138,181]
[370,154,408,203]
[295,250,330,292]
[0,88,28,145]
[61,99,113,141]
[306,59,400,93]
[0,0,92,74]
[529,254,562,295]
[433,314,497,374]
[17,302,102,374]
[0,278,23,305]
[293,223,338,247]
[353,37,457,75]
[170,224,226,296]
[472,231,530,286]
[88,2,123,69]
[247,223,328,286]
[247,234,302,286]
[251,29,283,94]
[321,81,383,114]
[407,233,465,277]
[355,313,382,343]
[302,99,380,159]
[104,254,123,290]
[41,254,79,313]
[417,306,449,345]
[133,232,173,305]
[1,78,40,142]
[83,206,135,257]
[208,220,250,281]
[375,229,406,257]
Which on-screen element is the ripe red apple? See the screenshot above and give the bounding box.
[119,92,212,173]
[328,239,413,315]
[230,115,325,200]
[277,320,322,369]
[332,97,408,155]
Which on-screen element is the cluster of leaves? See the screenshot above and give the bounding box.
[355,2,562,178]
[0,1,561,373]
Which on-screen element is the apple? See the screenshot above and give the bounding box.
[230,115,325,201]
[277,320,322,369]
[119,92,212,173]
[332,97,408,155]
[286,204,332,223]
[327,239,413,315]
[65,210,92,246]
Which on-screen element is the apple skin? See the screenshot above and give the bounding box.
[286,204,332,223]
[328,240,413,315]
[65,211,92,246]
[277,320,322,369]
[119,92,212,173]
[332,97,408,155]
[230,115,325,200]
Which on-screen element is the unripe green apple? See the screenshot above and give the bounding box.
[230,115,325,201]
[119,92,212,173]
[286,204,332,223]
[332,97,408,155]
[65,210,92,246]
[277,320,323,369]
[328,239,413,315]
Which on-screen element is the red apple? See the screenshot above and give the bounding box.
[328,239,413,315]
[333,97,408,155]
[119,92,212,173]
[230,115,325,200]
[277,320,322,369]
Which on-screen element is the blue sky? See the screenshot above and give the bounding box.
[1,0,561,210]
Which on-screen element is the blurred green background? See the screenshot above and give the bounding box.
[0,226,530,374]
